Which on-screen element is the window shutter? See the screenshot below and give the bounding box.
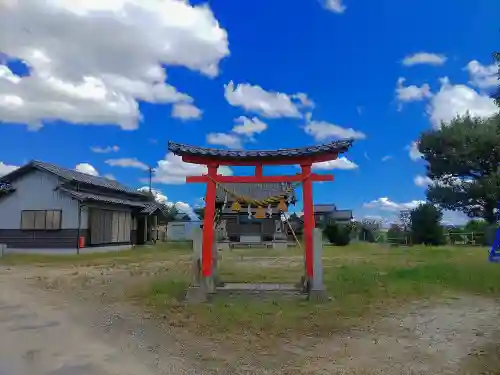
[34,211,46,229]
[21,211,35,230]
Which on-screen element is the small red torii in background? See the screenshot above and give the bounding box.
[168,140,354,285]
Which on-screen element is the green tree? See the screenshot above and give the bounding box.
[464,219,489,233]
[410,203,444,246]
[418,114,500,224]
[465,219,498,246]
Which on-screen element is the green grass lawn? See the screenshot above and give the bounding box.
[3,242,498,342]
[126,243,500,341]
[0,241,192,266]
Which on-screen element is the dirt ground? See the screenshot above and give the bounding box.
[1,261,500,375]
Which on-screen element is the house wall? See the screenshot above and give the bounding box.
[0,170,80,229]
[0,170,84,249]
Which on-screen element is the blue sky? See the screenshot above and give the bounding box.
[0,0,499,224]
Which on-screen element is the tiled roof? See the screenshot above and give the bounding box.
[59,189,173,217]
[33,161,143,195]
[329,210,353,220]
[168,139,353,161]
[141,202,161,214]
[0,160,145,196]
[140,202,175,217]
[60,188,148,208]
[216,182,295,201]
[314,204,337,213]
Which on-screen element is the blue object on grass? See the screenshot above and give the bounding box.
[488,203,500,263]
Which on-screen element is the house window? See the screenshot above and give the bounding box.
[21,210,62,230]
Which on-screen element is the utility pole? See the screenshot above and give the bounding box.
[147,166,154,193]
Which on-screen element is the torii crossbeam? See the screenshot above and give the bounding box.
[168,139,354,287]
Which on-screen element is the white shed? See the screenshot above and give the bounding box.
[167,220,201,241]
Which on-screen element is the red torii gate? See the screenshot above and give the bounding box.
[168,139,354,284]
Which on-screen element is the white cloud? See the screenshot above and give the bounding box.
[381,155,392,162]
[396,77,432,105]
[427,77,498,128]
[75,163,99,176]
[152,152,232,185]
[171,102,202,121]
[231,116,267,138]
[312,157,358,170]
[224,81,313,118]
[407,141,423,161]
[0,0,228,129]
[363,197,425,212]
[402,52,447,67]
[137,186,198,219]
[304,113,366,141]
[138,186,168,204]
[414,175,432,187]
[322,0,347,13]
[465,60,498,89]
[105,158,149,171]
[171,201,199,220]
[205,116,268,150]
[91,145,119,154]
[206,133,243,149]
[0,161,19,176]
[293,93,316,108]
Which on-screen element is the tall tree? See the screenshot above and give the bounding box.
[418,114,500,224]
[398,210,411,232]
[410,203,444,246]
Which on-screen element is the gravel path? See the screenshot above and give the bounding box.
[0,268,202,375]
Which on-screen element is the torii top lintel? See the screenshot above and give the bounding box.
[167,139,354,166]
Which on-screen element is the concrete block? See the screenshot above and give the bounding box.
[185,286,208,303]
[272,241,288,250]
[307,289,329,303]
[217,241,230,250]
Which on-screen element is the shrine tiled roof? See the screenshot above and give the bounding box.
[168,139,353,161]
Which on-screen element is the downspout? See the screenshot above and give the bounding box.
[75,182,81,255]
[76,200,81,255]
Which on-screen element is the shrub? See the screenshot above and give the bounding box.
[323,222,351,246]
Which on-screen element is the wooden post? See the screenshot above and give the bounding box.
[202,164,218,277]
[301,164,314,279]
